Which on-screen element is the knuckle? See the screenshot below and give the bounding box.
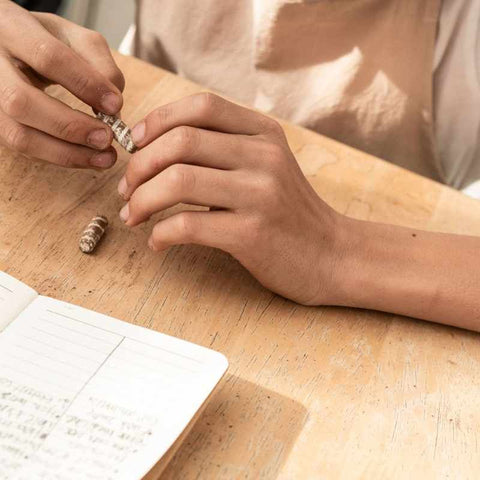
[152,105,172,127]
[260,115,284,135]
[55,150,77,168]
[37,12,57,22]
[193,92,222,117]
[175,213,197,242]
[32,40,56,71]
[169,126,199,156]
[262,173,280,193]
[70,73,91,96]
[0,85,28,118]
[246,172,282,213]
[4,124,29,152]
[54,118,83,140]
[165,164,196,193]
[151,152,166,173]
[255,173,279,199]
[260,141,286,166]
[244,214,265,248]
[86,30,108,47]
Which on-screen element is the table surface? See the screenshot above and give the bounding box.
[1,52,480,480]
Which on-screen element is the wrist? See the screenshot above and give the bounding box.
[319,214,368,307]
[307,212,363,307]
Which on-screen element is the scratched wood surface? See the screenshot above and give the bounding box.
[1,52,480,480]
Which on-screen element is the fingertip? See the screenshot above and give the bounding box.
[119,175,133,200]
[119,203,129,223]
[131,121,145,146]
[121,204,141,228]
[100,92,123,115]
[87,127,112,150]
[148,235,168,252]
[117,176,128,198]
[148,236,157,251]
[89,147,117,169]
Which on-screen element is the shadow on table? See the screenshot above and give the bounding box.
[152,374,307,480]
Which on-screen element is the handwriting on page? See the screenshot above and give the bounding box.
[0,378,68,476]
[0,307,201,480]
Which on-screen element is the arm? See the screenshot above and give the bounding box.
[117,92,480,332]
[336,218,480,330]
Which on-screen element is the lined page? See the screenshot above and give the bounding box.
[0,272,37,331]
[0,296,228,480]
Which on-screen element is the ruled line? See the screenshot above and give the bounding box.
[9,343,95,374]
[47,308,203,364]
[46,309,124,338]
[124,339,203,364]
[0,364,76,392]
[38,316,119,345]
[17,334,103,364]
[5,353,89,383]
[29,326,110,354]
[113,348,198,374]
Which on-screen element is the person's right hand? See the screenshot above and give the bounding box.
[0,0,125,169]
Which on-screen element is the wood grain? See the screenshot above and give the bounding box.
[1,52,480,480]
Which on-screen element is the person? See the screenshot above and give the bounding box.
[0,0,479,330]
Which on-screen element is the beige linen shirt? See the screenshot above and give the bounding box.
[134,0,479,189]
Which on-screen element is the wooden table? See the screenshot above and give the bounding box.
[1,52,480,480]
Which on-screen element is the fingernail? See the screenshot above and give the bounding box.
[87,129,109,149]
[131,121,145,144]
[90,151,115,168]
[118,176,128,198]
[119,203,129,223]
[101,92,122,114]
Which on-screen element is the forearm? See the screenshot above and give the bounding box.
[332,217,480,330]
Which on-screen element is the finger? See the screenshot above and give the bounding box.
[122,164,241,227]
[0,110,117,169]
[3,15,123,114]
[10,58,50,90]
[70,29,125,92]
[148,210,236,252]
[119,126,258,200]
[130,92,283,148]
[33,13,125,92]
[0,59,113,149]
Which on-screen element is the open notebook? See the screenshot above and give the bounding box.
[0,271,228,480]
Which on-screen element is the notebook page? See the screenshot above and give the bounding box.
[0,271,37,332]
[0,296,228,480]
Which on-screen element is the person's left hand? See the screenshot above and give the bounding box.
[117,93,347,305]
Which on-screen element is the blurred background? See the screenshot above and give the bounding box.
[14,0,135,48]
